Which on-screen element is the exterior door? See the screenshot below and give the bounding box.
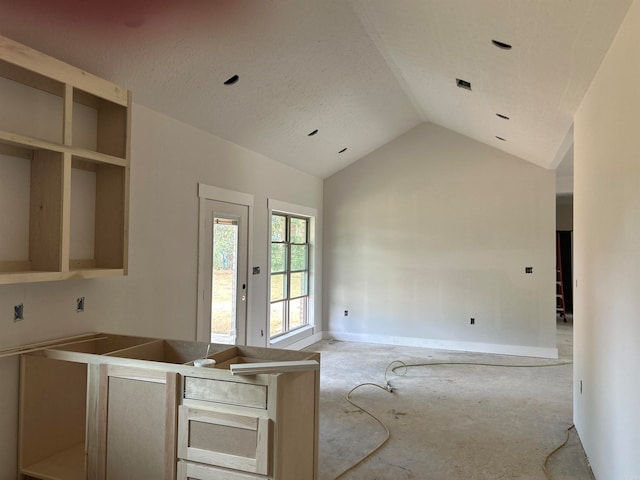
[199,200,249,345]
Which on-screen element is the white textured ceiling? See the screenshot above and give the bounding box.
[0,0,632,178]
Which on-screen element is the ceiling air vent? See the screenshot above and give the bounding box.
[496,113,510,120]
[308,129,318,136]
[496,136,506,141]
[338,148,347,154]
[456,78,472,91]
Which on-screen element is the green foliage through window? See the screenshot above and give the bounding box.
[213,223,237,270]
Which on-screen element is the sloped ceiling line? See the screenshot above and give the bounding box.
[0,0,633,177]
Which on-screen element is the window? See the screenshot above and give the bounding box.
[270,213,310,338]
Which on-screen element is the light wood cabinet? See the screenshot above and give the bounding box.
[18,334,320,480]
[96,365,178,480]
[178,406,270,475]
[0,36,131,284]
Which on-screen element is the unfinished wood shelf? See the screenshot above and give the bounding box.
[0,35,131,284]
[21,443,85,480]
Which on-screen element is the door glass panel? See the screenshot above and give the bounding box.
[289,297,307,330]
[211,219,238,344]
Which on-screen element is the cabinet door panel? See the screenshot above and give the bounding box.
[97,365,177,480]
[178,406,270,475]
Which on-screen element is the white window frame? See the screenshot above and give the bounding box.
[268,199,316,348]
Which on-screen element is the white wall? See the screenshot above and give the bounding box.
[573,1,640,478]
[323,122,557,357]
[0,104,323,479]
[96,105,323,343]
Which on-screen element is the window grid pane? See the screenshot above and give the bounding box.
[271,215,287,242]
[289,271,307,298]
[290,244,308,271]
[290,217,307,244]
[289,297,307,330]
[270,244,287,273]
[270,301,285,337]
[269,213,310,339]
[270,274,287,302]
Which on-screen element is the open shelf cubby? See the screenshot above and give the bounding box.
[0,35,131,284]
[0,142,64,276]
[20,355,88,480]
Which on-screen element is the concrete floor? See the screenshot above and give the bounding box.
[307,317,594,480]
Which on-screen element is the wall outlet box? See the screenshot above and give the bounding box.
[14,304,24,321]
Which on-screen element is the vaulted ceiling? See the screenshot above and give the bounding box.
[0,0,632,178]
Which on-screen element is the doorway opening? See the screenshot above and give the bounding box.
[197,185,252,345]
[556,193,573,359]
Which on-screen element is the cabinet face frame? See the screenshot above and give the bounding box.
[97,364,178,480]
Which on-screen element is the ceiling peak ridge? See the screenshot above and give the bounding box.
[347,0,426,122]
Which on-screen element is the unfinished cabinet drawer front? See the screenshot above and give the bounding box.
[184,377,267,409]
[178,406,270,475]
[177,461,268,480]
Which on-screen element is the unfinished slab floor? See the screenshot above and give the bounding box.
[308,318,593,480]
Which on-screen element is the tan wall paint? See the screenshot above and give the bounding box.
[574,0,640,477]
[323,122,556,356]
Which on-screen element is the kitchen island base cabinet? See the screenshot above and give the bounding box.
[17,334,319,480]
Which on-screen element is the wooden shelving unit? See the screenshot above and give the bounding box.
[0,36,131,284]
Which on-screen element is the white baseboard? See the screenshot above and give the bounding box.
[325,331,558,359]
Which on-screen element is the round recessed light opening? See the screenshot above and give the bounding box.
[496,136,506,141]
[492,40,512,50]
[308,129,318,137]
[338,148,347,153]
[496,113,510,120]
[223,74,239,85]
